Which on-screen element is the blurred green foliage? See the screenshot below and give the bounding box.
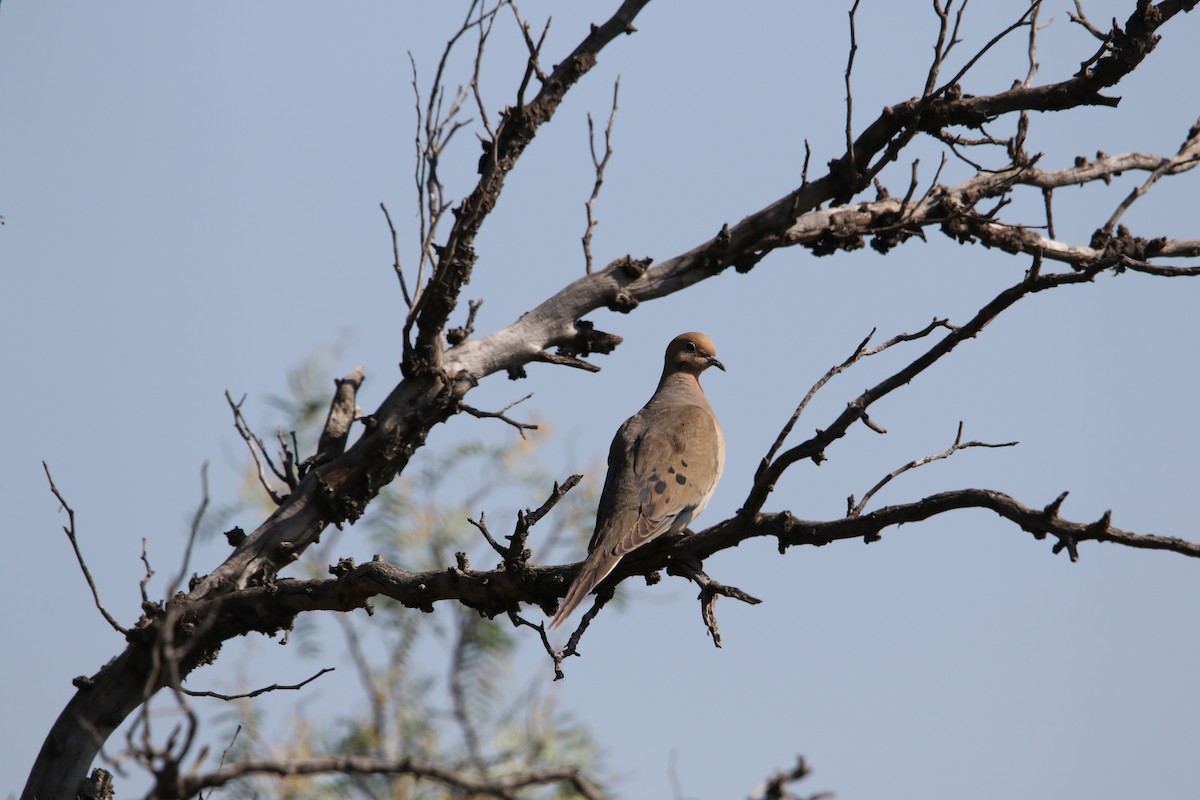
[220,346,608,799]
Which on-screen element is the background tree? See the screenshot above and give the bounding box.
[4,1,1200,798]
[216,355,605,800]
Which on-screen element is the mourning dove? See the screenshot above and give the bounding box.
[549,332,726,629]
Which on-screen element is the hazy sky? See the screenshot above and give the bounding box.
[3,2,1199,799]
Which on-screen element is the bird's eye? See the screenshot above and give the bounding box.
[684,341,697,353]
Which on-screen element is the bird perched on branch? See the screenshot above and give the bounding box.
[549,332,726,629]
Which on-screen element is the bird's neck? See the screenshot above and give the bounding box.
[656,369,703,395]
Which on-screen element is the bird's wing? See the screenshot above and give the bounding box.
[599,401,723,557]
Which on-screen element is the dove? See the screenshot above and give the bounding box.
[549,332,725,628]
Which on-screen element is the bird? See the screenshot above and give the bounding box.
[549,332,726,629]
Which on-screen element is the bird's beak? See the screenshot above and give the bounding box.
[708,356,726,372]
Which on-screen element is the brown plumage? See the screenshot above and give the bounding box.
[549,332,726,629]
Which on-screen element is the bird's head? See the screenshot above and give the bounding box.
[665,332,725,377]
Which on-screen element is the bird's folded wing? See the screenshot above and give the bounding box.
[599,403,722,558]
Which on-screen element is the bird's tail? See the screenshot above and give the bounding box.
[548,549,619,629]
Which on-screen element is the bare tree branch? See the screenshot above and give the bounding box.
[460,392,538,438]
[224,391,287,505]
[161,756,609,800]
[666,555,762,648]
[1102,117,1200,233]
[755,317,952,484]
[847,421,1019,518]
[749,756,832,800]
[180,668,335,702]
[583,78,620,275]
[843,0,863,181]
[306,366,365,470]
[380,202,413,308]
[42,462,129,636]
[406,0,651,373]
[165,465,210,604]
[743,262,1105,517]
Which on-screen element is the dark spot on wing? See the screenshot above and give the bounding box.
[655,480,667,495]
[676,473,687,485]
[680,458,689,468]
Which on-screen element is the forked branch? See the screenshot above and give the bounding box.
[847,422,1018,519]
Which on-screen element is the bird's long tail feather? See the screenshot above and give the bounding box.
[548,550,619,629]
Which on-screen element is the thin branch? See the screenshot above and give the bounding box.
[224,391,286,506]
[471,474,582,568]
[1118,256,1200,277]
[408,51,430,321]
[460,392,538,438]
[1068,0,1109,40]
[274,428,299,489]
[469,512,506,559]
[847,421,1018,518]
[923,0,960,98]
[471,0,503,143]
[1013,2,1043,161]
[745,262,1104,517]
[447,297,483,346]
[754,317,952,485]
[166,465,210,604]
[940,135,989,171]
[843,0,863,181]
[665,555,762,648]
[405,2,501,340]
[139,538,155,605]
[934,4,1039,98]
[508,610,565,680]
[1042,187,1056,239]
[1101,117,1200,234]
[555,584,614,671]
[380,202,413,309]
[199,726,241,800]
[509,2,551,107]
[181,668,335,701]
[42,462,129,636]
[582,78,620,275]
[668,750,686,800]
[898,158,922,220]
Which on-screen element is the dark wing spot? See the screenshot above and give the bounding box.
[654,480,667,495]
[667,466,676,474]
[680,458,689,468]
[676,473,687,485]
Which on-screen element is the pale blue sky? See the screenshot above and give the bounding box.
[3,2,1199,799]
